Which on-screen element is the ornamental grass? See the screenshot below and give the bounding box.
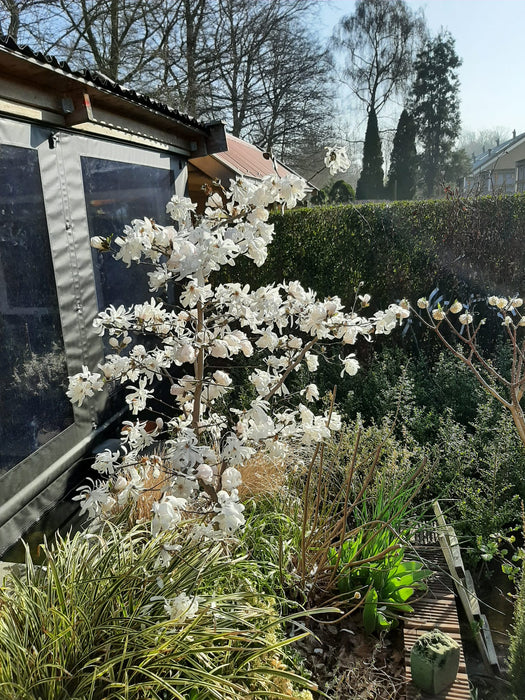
[0,521,318,700]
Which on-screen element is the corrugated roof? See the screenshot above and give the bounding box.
[0,34,213,133]
[471,131,525,172]
[213,134,297,179]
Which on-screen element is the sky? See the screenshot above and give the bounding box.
[317,0,525,141]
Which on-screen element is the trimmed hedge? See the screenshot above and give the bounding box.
[225,195,525,309]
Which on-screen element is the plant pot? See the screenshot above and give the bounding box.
[410,628,460,694]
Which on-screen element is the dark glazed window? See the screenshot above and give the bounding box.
[0,145,73,474]
[81,157,174,310]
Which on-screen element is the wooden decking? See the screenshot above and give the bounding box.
[404,530,471,699]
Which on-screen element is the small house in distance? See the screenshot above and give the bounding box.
[464,130,525,194]
[0,36,226,555]
[189,133,312,211]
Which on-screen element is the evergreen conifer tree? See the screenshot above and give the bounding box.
[387,109,417,200]
[409,31,461,198]
[356,106,384,199]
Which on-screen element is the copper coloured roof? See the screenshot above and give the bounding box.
[211,134,297,180]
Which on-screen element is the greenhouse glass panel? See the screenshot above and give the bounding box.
[0,144,73,474]
[81,157,174,310]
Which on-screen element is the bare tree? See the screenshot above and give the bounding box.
[459,127,511,161]
[334,0,427,116]
[251,18,333,163]
[206,0,317,135]
[142,0,215,116]
[5,0,336,165]
[0,0,57,43]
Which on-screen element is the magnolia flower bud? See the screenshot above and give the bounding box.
[91,236,110,251]
[113,475,128,492]
[417,297,428,309]
[450,301,463,314]
[432,309,445,321]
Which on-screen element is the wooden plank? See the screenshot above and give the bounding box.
[463,570,482,621]
[433,500,447,529]
[444,524,466,579]
[480,614,501,673]
[437,529,493,671]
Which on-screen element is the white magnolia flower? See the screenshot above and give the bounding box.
[171,475,197,500]
[67,366,104,406]
[324,146,350,175]
[151,496,187,536]
[304,383,319,402]
[180,279,213,308]
[341,354,360,377]
[92,449,120,475]
[125,378,153,414]
[450,300,463,314]
[221,466,243,491]
[73,479,115,519]
[212,489,245,533]
[459,312,473,325]
[221,435,254,466]
[305,352,319,372]
[417,297,429,309]
[166,195,197,224]
[277,174,307,208]
[432,308,446,321]
[164,592,200,622]
[90,235,110,251]
[196,463,215,484]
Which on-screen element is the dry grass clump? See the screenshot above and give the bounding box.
[238,452,289,499]
[111,450,292,525]
[133,456,171,522]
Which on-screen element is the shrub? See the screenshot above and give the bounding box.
[510,526,525,699]
[225,195,525,314]
[328,180,355,204]
[238,421,429,623]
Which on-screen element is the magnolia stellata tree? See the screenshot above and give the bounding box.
[67,147,409,544]
[415,294,525,447]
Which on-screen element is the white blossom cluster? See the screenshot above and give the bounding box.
[417,294,525,328]
[69,149,409,548]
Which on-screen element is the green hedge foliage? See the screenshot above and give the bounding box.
[226,195,525,310]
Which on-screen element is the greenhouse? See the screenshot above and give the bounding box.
[0,36,226,554]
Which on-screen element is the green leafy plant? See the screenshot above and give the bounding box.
[326,445,431,633]
[339,547,431,634]
[477,527,525,583]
